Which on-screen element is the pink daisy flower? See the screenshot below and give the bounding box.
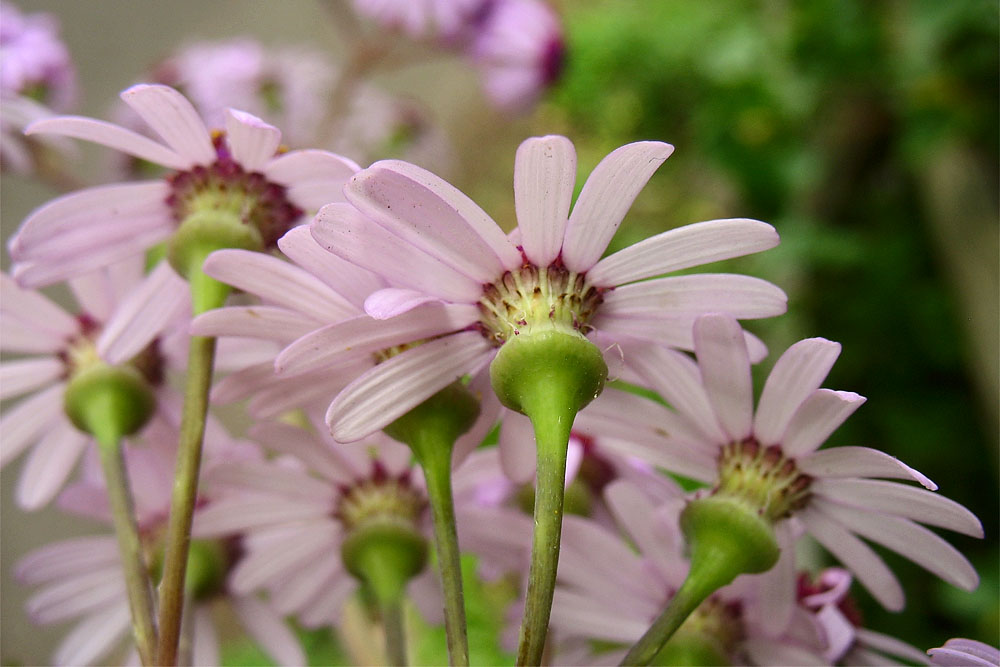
[798,568,930,665]
[16,418,302,667]
[0,1,77,110]
[547,479,835,666]
[192,418,531,629]
[468,0,565,111]
[352,0,490,40]
[8,83,358,287]
[929,639,1000,667]
[618,312,982,615]
[300,134,784,442]
[0,257,188,509]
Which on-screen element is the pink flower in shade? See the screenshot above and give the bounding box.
[0,1,77,110]
[0,257,188,509]
[353,0,490,39]
[618,312,982,617]
[16,417,303,667]
[547,479,836,666]
[8,83,359,287]
[798,568,930,665]
[299,135,784,443]
[469,0,564,111]
[192,418,531,629]
[929,639,1000,667]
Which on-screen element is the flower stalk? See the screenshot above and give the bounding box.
[490,331,607,666]
[384,382,480,667]
[66,365,158,666]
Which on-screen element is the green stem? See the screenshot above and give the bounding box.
[382,596,407,667]
[88,399,158,667]
[413,439,469,667]
[155,258,230,666]
[516,395,573,666]
[620,497,780,665]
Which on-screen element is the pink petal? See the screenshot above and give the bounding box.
[855,629,930,665]
[453,371,503,466]
[816,501,979,592]
[693,314,753,441]
[247,422,355,484]
[780,389,865,456]
[298,575,355,627]
[0,273,78,339]
[28,567,124,623]
[514,135,576,266]
[8,179,161,256]
[192,305,319,342]
[0,358,63,401]
[753,520,797,636]
[551,588,649,642]
[264,149,361,209]
[231,525,337,592]
[753,337,842,446]
[798,505,904,611]
[929,639,999,666]
[628,343,729,446]
[811,478,983,537]
[588,218,779,287]
[276,304,479,376]
[97,261,188,364]
[246,366,366,420]
[598,273,788,320]
[593,313,769,362]
[209,462,334,503]
[120,84,214,165]
[192,498,324,537]
[562,141,674,272]
[499,409,537,484]
[25,115,188,169]
[16,421,90,510]
[211,362,282,404]
[202,248,355,323]
[192,606,220,667]
[604,480,681,572]
[0,384,65,467]
[743,640,828,666]
[232,596,307,667]
[364,287,443,319]
[799,447,936,489]
[559,516,654,609]
[326,331,495,442]
[312,203,482,303]
[12,226,173,289]
[53,603,130,666]
[225,109,281,172]
[346,160,521,280]
[15,536,118,584]
[268,557,342,615]
[276,225,384,309]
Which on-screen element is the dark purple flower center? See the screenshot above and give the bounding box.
[714,438,812,522]
[164,132,302,249]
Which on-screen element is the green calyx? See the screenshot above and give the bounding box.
[383,381,480,455]
[680,496,780,581]
[489,330,607,418]
[147,538,229,600]
[64,362,156,441]
[342,522,428,604]
[167,208,262,281]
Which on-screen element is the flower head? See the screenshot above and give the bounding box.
[619,312,982,612]
[9,83,358,286]
[0,258,188,509]
[302,135,783,442]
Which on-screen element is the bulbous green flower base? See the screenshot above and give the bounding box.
[64,363,156,439]
[342,522,429,605]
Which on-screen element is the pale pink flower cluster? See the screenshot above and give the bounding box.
[4,78,989,665]
[353,0,564,111]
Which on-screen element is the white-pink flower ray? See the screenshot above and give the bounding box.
[264,150,361,210]
[225,109,281,172]
[120,84,215,164]
[599,273,788,320]
[0,384,65,467]
[797,447,936,489]
[345,160,521,280]
[276,226,384,310]
[780,389,865,457]
[326,331,495,442]
[694,313,754,442]
[588,218,779,287]
[232,595,306,667]
[562,141,674,272]
[0,358,63,401]
[514,135,576,266]
[753,338,842,446]
[192,305,321,342]
[25,116,189,169]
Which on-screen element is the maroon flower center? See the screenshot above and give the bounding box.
[714,438,812,522]
[164,132,302,249]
